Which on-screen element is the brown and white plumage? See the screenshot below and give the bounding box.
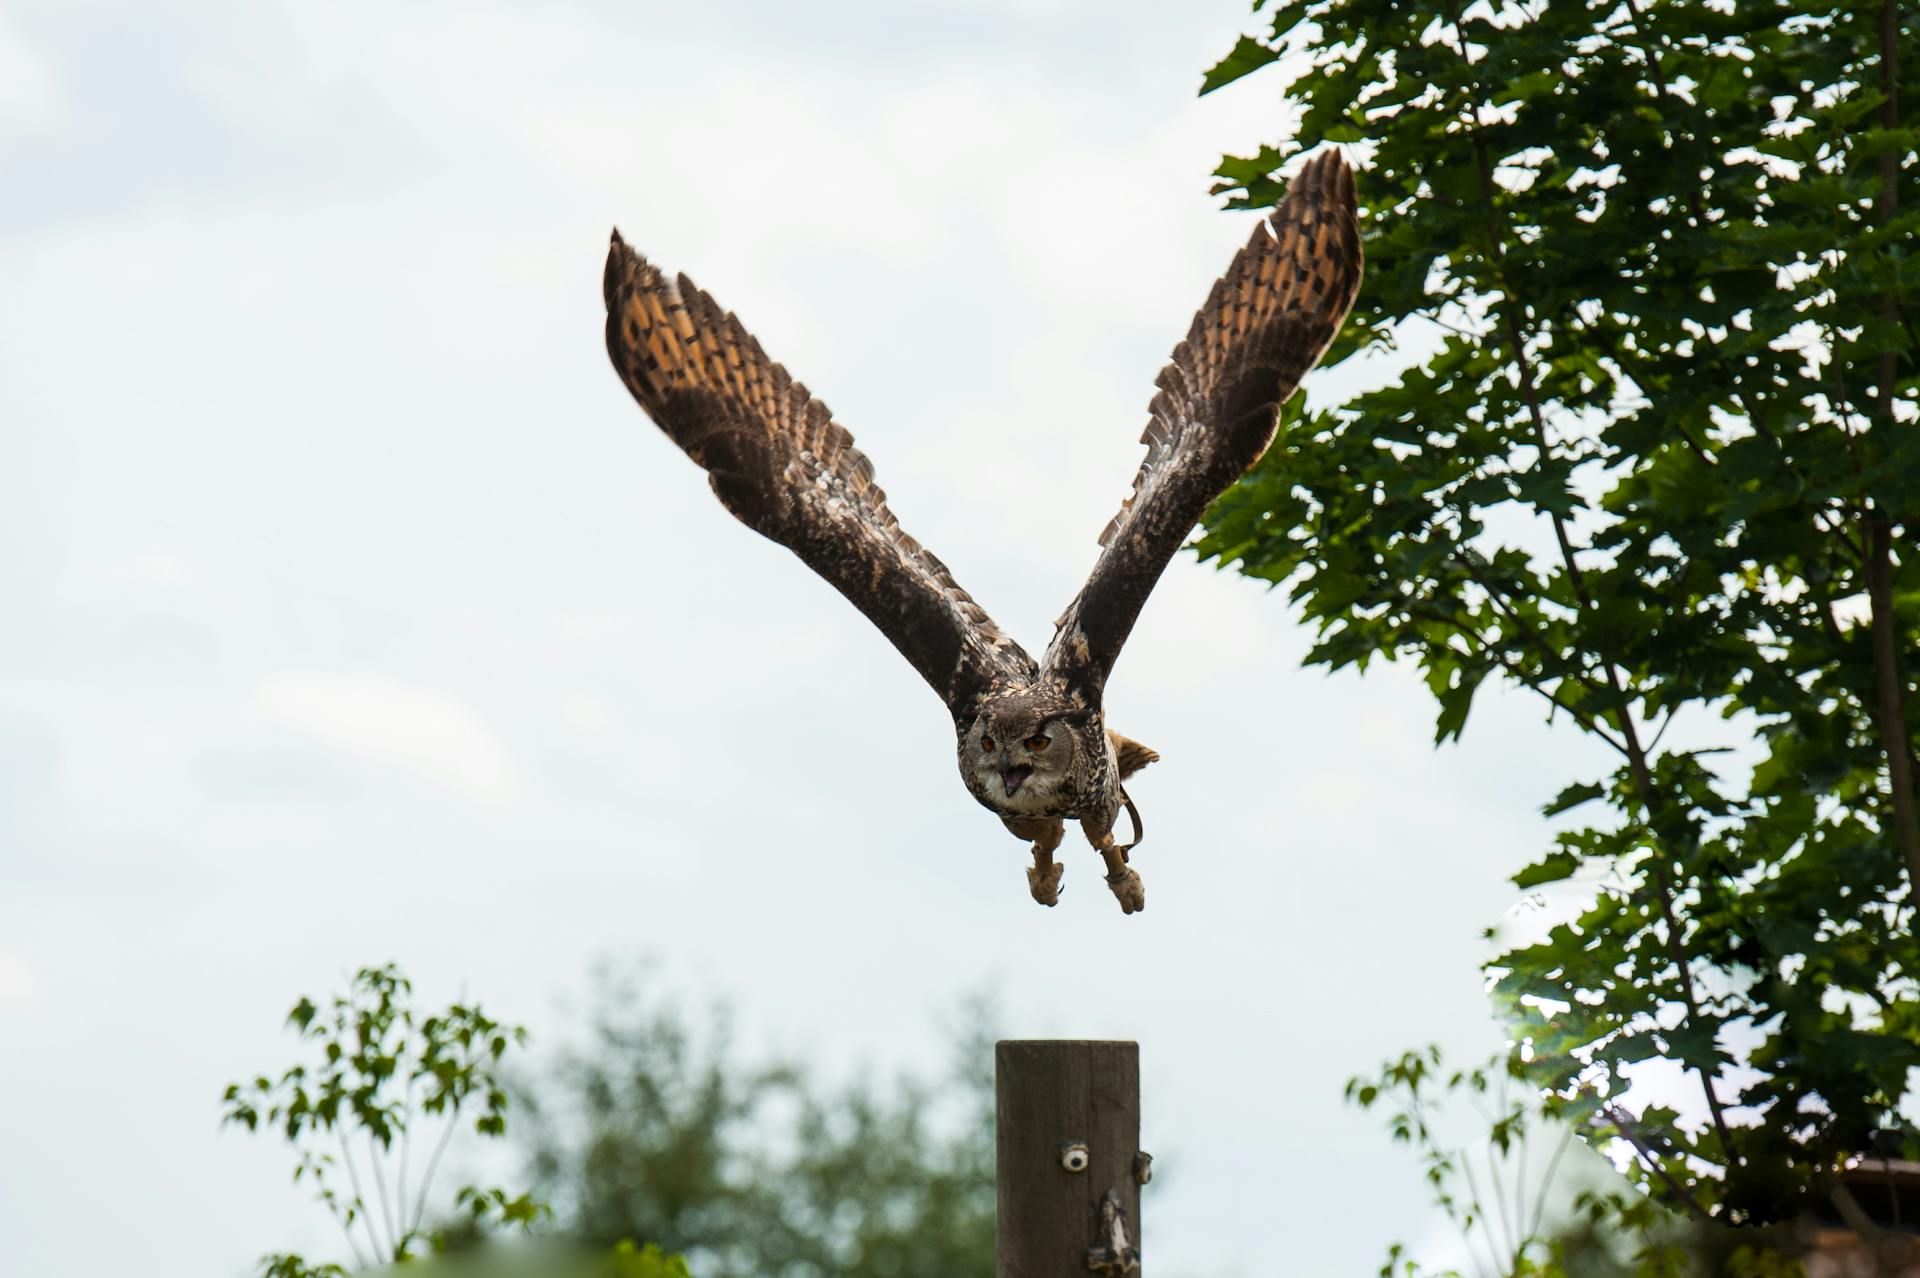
[603,151,1364,914]
[1045,150,1363,700]
[602,242,1036,715]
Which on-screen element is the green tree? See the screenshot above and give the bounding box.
[1198,0,1917,1228]
[223,964,548,1274]
[518,964,996,1278]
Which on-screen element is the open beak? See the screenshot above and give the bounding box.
[1002,763,1033,797]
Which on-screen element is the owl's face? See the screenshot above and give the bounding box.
[959,689,1093,817]
[970,717,1072,811]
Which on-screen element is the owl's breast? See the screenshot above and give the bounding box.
[964,781,1082,821]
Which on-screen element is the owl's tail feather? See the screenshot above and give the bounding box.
[1109,730,1160,781]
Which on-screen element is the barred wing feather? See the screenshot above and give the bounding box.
[1044,150,1363,697]
[604,233,1037,718]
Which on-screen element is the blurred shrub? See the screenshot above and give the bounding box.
[516,963,996,1278]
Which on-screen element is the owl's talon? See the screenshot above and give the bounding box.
[1105,867,1146,915]
[1027,860,1065,907]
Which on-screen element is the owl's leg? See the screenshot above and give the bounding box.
[1084,822,1146,916]
[1003,817,1065,907]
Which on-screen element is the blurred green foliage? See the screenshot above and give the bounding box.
[359,1240,691,1278]
[1349,1046,1579,1278]
[224,964,550,1274]
[1200,0,1917,1228]
[256,1256,349,1278]
[516,964,996,1278]
[1348,1047,1806,1278]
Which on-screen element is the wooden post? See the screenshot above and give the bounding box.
[996,1039,1144,1277]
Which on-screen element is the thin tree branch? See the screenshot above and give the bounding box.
[1420,549,1633,750]
[1866,522,1920,906]
[1875,0,1903,418]
[1528,1124,1578,1245]
[1443,0,1743,1168]
[1813,504,1868,563]
[334,1128,389,1262]
[1828,353,1871,484]
[393,1011,421,1250]
[1726,378,1866,562]
[1417,308,1493,341]
[1456,557,1630,723]
[1455,1150,1511,1278]
[315,1157,373,1272]
[398,1074,416,1249]
[410,1106,464,1239]
[1862,0,1920,915]
[1410,601,1630,753]
[1514,1109,1532,1259]
[1598,1102,1711,1221]
[1498,1071,1530,1262]
[368,1130,400,1260]
[1645,709,1680,755]
[1483,1135,1519,1269]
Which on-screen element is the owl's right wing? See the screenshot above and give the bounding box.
[604,232,1037,720]
[1043,150,1363,700]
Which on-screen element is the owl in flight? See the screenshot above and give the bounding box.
[604,151,1362,915]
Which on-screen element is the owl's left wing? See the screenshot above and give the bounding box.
[1043,150,1363,699]
[604,232,1038,719]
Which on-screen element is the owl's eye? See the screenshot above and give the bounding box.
[1025,734,1051,751]
[981,736,995,753]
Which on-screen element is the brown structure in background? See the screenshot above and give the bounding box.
[1806,1158,1920,1278]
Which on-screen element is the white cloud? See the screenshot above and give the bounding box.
[260,673,526,804]
[0,950,35,1009]
[0,15,60,140]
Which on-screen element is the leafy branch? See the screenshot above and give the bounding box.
[222,963,549,1271]
[1200,0,1920,1227]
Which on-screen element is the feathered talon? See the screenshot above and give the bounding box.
[1105,867,1146,915]
[1028,860,1065,907]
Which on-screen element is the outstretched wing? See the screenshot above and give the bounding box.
[1043,150,1363,698]
[604,232,1036,719]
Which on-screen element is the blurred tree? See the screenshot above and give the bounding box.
[1349,1046,1805,1278]
[517,964,996,1278]
[223,964,548,1276]
[1349,1046,1582,1278]
[358,1240,693,1278]
[1198,0,1916,1228]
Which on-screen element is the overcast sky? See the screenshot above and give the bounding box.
[0,1,1621,1274]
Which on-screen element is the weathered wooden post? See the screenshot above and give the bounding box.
[996,1039,1147,1277]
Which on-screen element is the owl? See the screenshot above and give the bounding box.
[604,151,1362,915]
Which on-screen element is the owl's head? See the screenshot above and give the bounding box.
[959,686,1094,815]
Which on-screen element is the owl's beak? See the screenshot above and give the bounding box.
[1001,763,1032,797]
